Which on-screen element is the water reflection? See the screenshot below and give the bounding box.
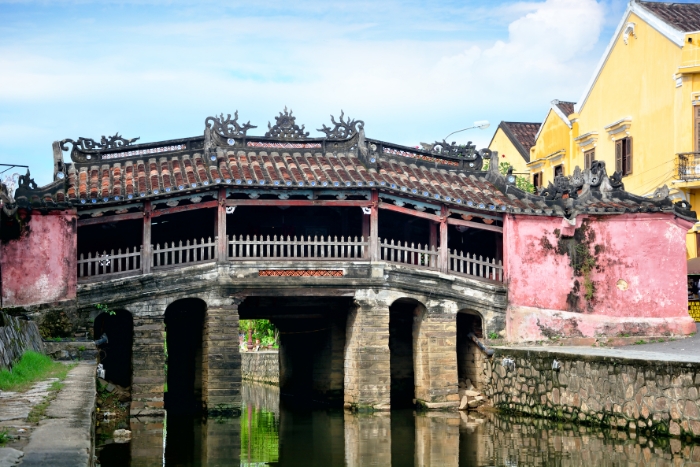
[98,382,700,466]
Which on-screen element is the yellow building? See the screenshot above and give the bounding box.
[501,1,700,257]
[526,100,576,189]
[487,121,540,176]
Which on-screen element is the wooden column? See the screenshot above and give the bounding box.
[217,188,227,263]
[439,205,448,273]
[429,221,438,269]
[370,190,379,261]
[142,201,152,274]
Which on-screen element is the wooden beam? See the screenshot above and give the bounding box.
[370,191,379,261]
[150,200,219,218]
[447,217,503,233]
[378,202,440,222]
[77,212,143,227]
[217,188,227,263]
[142,201,152,274]
[439,205,448,273]
[225,199,370,207]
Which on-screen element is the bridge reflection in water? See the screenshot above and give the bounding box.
[99,382,700,467]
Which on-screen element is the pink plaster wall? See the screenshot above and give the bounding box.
[1,211,77,307]
[504,213,696,341]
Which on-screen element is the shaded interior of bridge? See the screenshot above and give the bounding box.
[240,296,353,406]
[164,298,205,414]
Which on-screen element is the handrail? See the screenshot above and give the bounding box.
[152,237,217,269]
[228,235,368,260]
[78,247,141,278]
[379,238,438,269]
[78,236,505,284]
[448,250,503,282]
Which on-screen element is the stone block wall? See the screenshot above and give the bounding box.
[344,297,391,411]
[130,317,165,416]
[202,305,241,412]
[483,348,700,439]
[0,311,44,370]
[241,351,279,384]
[414,313,459,408]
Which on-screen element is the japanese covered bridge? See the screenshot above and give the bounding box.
[0,109,696,414]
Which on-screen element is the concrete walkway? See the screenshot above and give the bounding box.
[615,322,700,357]
[20,362,96,467]
[496,323,700,364]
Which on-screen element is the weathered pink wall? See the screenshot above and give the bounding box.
[504,213,696,341]
[1,210,77,307]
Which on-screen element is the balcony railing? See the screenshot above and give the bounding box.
[78,236,504,284]
[228,235,368,260]
[677,152,700,181]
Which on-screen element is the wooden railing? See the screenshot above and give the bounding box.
[227,235,368,260]
[379,239,438,269]
[78,247,141,278]
[78,237,504,283]
[152,237,217,269]
[448,250,503,282]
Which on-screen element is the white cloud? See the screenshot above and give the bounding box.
[0,0,608,185]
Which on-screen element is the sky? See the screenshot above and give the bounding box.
[0,0,680,186]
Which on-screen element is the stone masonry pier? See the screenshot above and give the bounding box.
[483,346,700,439]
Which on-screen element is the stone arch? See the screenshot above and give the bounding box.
[388,297,426,408]
[164,297,207,414]
[456,309,485,391]
[93,309,133,388]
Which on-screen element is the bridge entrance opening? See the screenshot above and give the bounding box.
[389,299,418,408]
[457,312,484,391]
[239,296,351,406]
[93,309,133,388]
[164,298,206,414]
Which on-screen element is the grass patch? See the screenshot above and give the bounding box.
[0,351,71,392]
[0,429,10,446]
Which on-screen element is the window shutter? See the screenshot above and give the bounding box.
[625,137,632,174]
[615,140,623,173]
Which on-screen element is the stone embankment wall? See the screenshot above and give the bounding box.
[483,348,700,439]
[0,311,44,370]
[241,351,279,384]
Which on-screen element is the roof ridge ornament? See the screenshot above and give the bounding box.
[539,161,624,200]
[205,111,257,138]
[423,140,477,159]
[265,107,309,139]
[317,111,364,139]
[60,133,140,153]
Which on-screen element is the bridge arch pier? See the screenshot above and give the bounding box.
[127,292,241,416]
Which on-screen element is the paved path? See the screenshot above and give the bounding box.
[495,324,700,364]
[615,323,700,357]
[20,362,95,467]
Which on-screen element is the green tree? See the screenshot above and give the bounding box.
[240,319,278,347]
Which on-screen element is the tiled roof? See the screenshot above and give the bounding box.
[640,1,700,32]
[62,149,524,213]
[499,122,541,162]
[553,101,575,118]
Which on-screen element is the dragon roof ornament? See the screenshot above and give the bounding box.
[205,112,257,138]
[317,111,364,139]
[265,107,309,139]
[60,133,140,153]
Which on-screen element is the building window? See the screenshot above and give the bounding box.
[533,172,543,188]
[615,137,632,175]
[584,149,595,169]
[553,164,564,178]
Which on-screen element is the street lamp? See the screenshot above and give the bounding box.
[443,120,490,142]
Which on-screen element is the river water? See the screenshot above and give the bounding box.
[97,382,700,466]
